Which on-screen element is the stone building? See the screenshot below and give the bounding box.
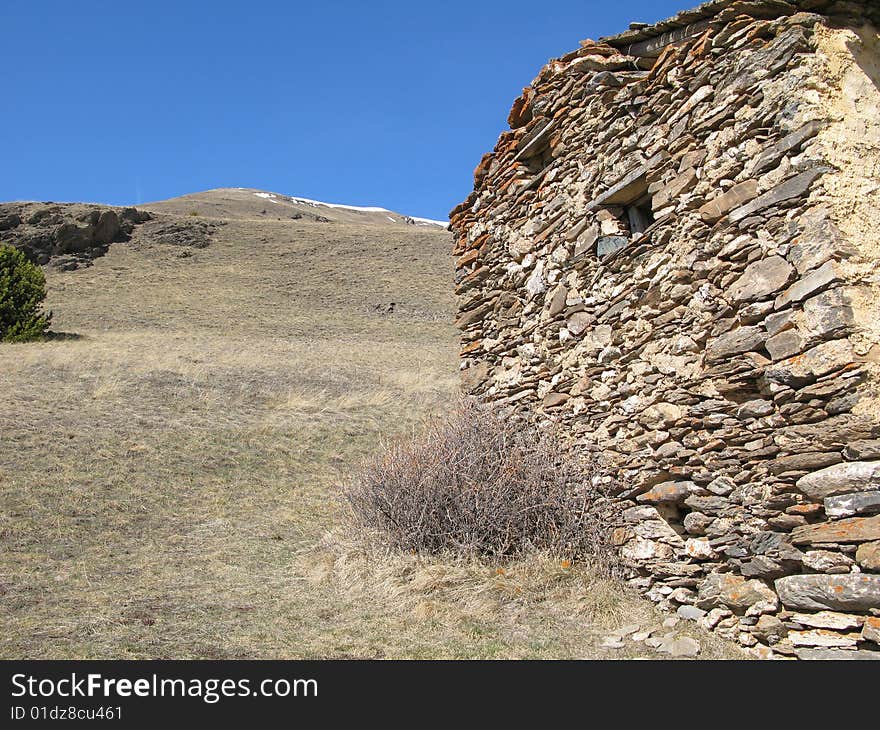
[449,0,880,658]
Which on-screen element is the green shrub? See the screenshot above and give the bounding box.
[0,244,52,342]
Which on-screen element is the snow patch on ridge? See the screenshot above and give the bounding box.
[250,190,447,227]
[288,196,391,214]
[410,216,449,229]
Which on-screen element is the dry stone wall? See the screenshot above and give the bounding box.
[450,0,880,658]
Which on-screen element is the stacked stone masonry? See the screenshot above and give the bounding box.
[450,0,880,658]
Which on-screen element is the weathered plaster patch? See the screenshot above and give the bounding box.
[811,23,880,414]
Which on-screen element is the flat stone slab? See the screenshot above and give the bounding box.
[794,648,880,660]
[730,168,824,223]
[844,440,880,460]
[705,325,766,362]
[751,121,823,175]
[636,480,694,505]
[585,152,667,210]
[775,260,841,309]
[825,491,880,519]
[796,461,880,500]
[790,611,864,630]
[763,339,853,388]
[697,572,776,611]
[791,515,880,545]
[775,574,880,612]
[698,180,758,222]
[789,629,859,648]
[728,255,794,303]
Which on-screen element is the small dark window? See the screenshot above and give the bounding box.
[595,195,655,258]
[626,193,655,236]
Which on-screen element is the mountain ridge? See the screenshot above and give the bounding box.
[142,188,449,229]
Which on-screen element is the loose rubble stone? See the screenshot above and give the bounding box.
[749,645,777,660]
[700,608,732,631]
[856,541,880,571]
[670,588,695,606]
[0,213,21,231]
[685,538,717,560]
[621,537,673,561]
[677,605,706,621]
[754,614,788,644]
[547,284,568,317]
[566,312,593,336]
[683,512,713,535]
[656,634,701,657]
[862,617,880,645]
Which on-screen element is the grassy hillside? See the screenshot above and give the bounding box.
[0,200,739,658]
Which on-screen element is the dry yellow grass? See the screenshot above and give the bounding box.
[0,207,742,659]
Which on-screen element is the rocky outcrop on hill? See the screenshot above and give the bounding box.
[0,202,226,270]
[139,218,217,250]
[450,0,880,658]
[0,202,152,270]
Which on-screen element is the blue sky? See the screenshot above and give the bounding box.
[1,0,686,219]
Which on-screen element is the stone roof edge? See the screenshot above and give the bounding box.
[599,0,875,57]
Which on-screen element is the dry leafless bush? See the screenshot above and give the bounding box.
[343,398,614,561]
